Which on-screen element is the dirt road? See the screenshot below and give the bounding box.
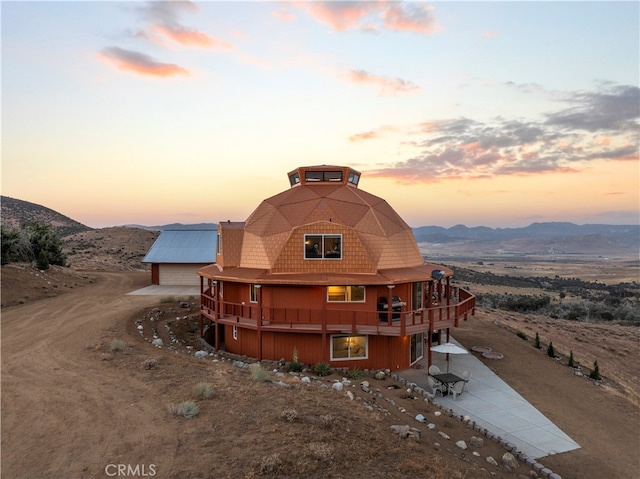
[1,272,167,478]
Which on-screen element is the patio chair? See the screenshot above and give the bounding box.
[462,370,471,391]
[428,365,441,376]
[427,376,445,396]
[448,380,465,400]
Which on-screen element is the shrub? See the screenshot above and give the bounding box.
[36,249,49,270]
[141,358,157,369]
[568,351,576,368]
[110,339,126,352]
[308,442,334,462]
[168,401,199,419]
[589,360,602,381]
[289,360,304,373]
[250,363,270,382]
[314,361,332,377]
[516,331,528,341]
[318,414,333,429]
[193,382,215,400]
[534,332,541,349]
[281,408,298,422]
[258,453,282,475]
[347,366,364,379]
[547,341,556,358]
[160,296,175,303]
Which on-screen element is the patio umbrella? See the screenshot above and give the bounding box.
[430,342,468,372]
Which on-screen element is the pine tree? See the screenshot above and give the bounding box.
[589,360,601,381]
[568,350,575,368]
[547,341,556,358]
[534,332,541,349]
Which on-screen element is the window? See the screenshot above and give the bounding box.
[250,284,259,303]
[304,170,343,182]
[232,325,238,340]
[304,234,342,259]
[327,286,365,302]
[348,172,360,185]
[412,282,422,310]
[216,233,221,255]
[410,333,423,364]
[331,335,367,360]
[289,172,300,186]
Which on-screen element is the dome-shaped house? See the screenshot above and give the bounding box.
[198,165,475,370]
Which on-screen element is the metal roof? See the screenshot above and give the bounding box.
[143,230,216,263]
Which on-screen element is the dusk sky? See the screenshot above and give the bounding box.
[2,1,639,229]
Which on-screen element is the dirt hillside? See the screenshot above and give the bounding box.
[1,264,638,478]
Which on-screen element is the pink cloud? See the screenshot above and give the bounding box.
[99,47,189,77]
[293,1,441,35]
[482,30,498,39]
[152,24,234,49]
[347,69,420,96]
[295,1,385,31]
[349,125,398,142]
[382,3,441,34]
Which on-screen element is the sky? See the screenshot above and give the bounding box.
[2,1,639,229]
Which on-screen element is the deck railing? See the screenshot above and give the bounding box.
[201,287,475,336]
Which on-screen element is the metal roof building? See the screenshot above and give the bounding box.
[143,229,216,285]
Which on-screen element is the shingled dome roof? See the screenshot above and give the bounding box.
[239,166,424,272]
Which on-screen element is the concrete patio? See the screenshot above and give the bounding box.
[398,337,580,459]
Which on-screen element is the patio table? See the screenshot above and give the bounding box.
[430,373,464,394]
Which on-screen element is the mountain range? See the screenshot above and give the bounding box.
[2,196,638,254]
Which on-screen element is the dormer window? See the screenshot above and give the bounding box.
[304,234,342,259]
[348,171,360,185]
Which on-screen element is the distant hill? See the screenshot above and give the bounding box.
[2,195,638,256]
[125,223,217,231]
[1,196,91,237]
[414,223,640,255]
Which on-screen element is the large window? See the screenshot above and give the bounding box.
[304,234,342,259]
[412,282,422,310]
[331,335,368,360]
[327,286,365,302]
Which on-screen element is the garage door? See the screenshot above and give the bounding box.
[159,264,205,286]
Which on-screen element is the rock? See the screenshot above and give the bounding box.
[374,371,385,380]
[486,456,498,466]
[427,423,436,429]
[361,380,370,389]
[137,325,143,330]
[438,431,450,440]
[456,440,467,449]
[179,301,189,308]
[345,391,354,400]
[415,413,426,422]
[232,360,246,368]
[194,350,208,359]
[301,376,311,383]
[470,436,484,447]
[332,382,343,392]
[434,411,441,416]
[502,452,519,469]
[151,338,163,347]
[472,451,480,457]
